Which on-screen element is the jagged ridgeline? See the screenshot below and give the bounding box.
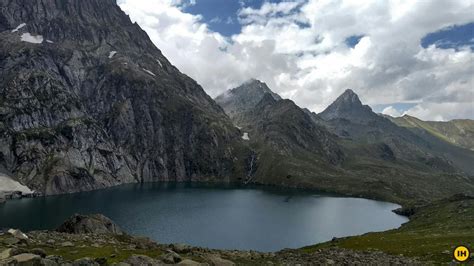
[0,0,251,194]
[215,81,474,203]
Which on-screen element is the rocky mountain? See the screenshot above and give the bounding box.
[216,82,474,203]
[390,115,474,151]
[317,89,474,176]
[215,79,281,119]
[0,0,249,195]
[215,81,346,186]
[237,94,344,164]
[319,89,376,123]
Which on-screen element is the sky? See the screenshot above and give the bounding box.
[117,0,474,121]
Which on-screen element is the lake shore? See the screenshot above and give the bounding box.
[0,183,406,252]
[0,214,421,265]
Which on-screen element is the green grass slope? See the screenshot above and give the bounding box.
[303,195,474,263]
[392,115,474,151]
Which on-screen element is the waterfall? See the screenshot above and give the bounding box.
[244,154,256,185]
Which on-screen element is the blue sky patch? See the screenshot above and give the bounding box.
[184,0,287,36]
[372,103,418,115]
[421,22,474,50]
[345,35,364,48]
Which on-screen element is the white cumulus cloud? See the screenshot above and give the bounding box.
[382,106,402,117]
[119,0,474,121]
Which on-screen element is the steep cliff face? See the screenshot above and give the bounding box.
[215,81,346,188]
[0,0,247,194]
[236,94,344,165]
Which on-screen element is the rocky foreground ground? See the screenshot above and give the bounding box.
[0,214,421,265]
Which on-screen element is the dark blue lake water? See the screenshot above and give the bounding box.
[0,183,407,252]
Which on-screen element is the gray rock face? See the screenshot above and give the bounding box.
[216,81,474,200]
[319,89,376,123]
[0,0,248,195]
[318,89,474,175]
[216,82,345,187]
[238,94,344,164]
[56,214,123,235]
[216,81,344,164]
[215,79,281,119]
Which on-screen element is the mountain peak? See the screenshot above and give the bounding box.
[337,89,362,106]
[243,78,264,86]
[232,79,280,98]
[215,80,282,118]
[319,89,374,121]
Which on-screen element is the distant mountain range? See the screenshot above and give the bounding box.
[0,0,472,204]
[389,115,474,151]
[215,80,474,203]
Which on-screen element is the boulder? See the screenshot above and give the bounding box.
[161,250,182,264]
[10,248,29,256]
[3,237,21,245]
[124,255,160,265]
[45,255,65,264]
[61,241,74,247]
[177,259,205,266]
[56,214,123,235]
[8,229,28,240]
[41,258,61,266]
[170,243,192,254]
[9,253,42,264]
[73,257,100,266]
[207,255,235,266]
[30,248,47,258]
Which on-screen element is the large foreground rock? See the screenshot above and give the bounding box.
[56,214,123,235]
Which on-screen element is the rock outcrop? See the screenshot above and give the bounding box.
[56,214,123,235]
[0,0,248,195]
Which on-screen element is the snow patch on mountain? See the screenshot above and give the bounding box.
[21,33,43,44]
[0,174,33,194]
[11,23,26,33]
[142,68,156,76]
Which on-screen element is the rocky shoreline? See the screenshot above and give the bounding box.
[0,190,42,205]
[0,214,422,265]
